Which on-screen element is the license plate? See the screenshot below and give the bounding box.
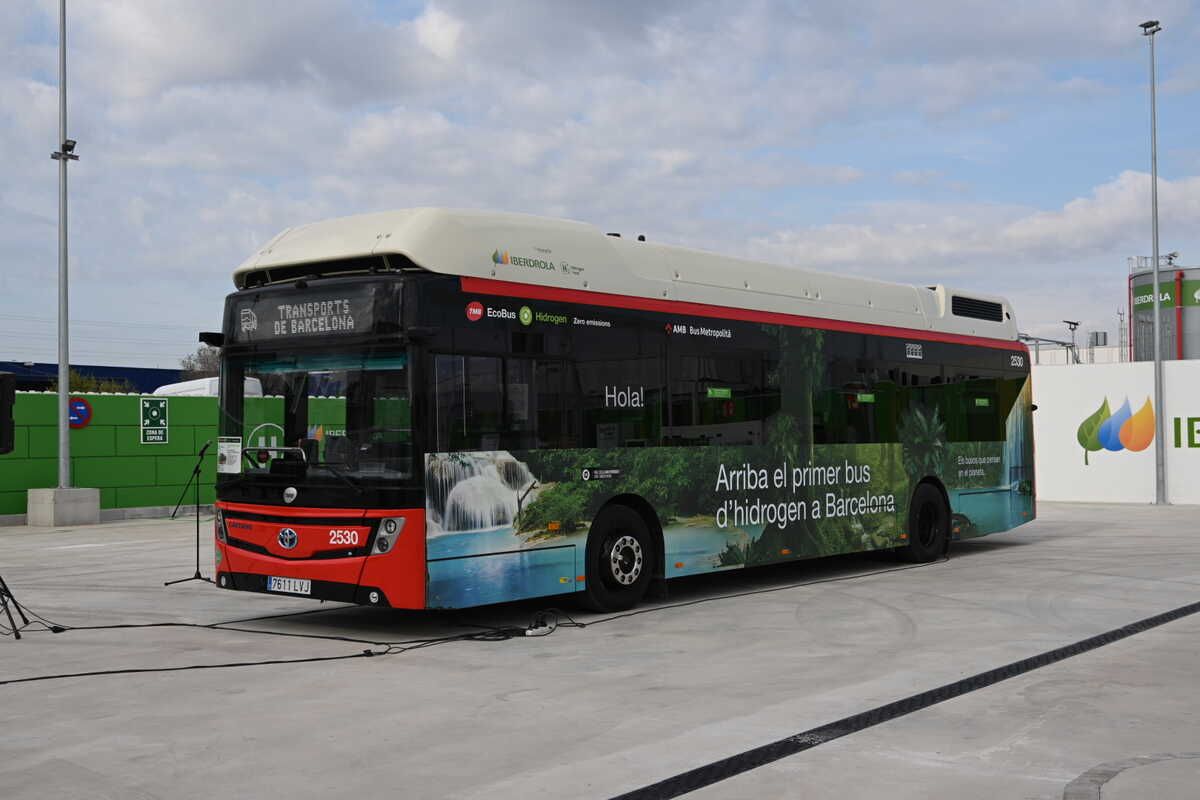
[266,576,311,595]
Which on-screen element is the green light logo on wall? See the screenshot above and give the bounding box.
[140,397,168,444]
[1076,396,1154,464]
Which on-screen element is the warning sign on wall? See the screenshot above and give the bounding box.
[140,397,168,444]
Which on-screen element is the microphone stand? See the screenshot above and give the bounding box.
[0,572,31,639]
[165,440,215,587]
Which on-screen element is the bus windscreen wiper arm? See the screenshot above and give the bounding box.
[316,462,364,495]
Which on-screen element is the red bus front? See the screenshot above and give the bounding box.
[213,277,428,608]
[214,503,426,608]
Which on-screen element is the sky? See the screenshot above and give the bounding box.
[2,0,1199,369]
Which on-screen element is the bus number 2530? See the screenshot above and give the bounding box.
[329,529,360,545]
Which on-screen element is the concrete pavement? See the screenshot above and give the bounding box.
[1,502,1197,799]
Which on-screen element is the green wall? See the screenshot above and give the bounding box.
[0,393,218,516]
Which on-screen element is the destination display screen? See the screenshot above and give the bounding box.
[225,282,399,345]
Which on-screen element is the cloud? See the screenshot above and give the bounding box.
[1052,76,1115,97]
[892,169,943,186]
[414,6,464,61]
[749,171,1200,270]
[853,0,1192,61]
[1002,171,1200,256]
[2,0,1200,366]
[68,1,445,104]
[745,171,1200,337]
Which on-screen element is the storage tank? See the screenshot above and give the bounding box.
[1128,256,1200,361]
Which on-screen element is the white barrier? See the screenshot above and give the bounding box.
[1032,361,1200,504]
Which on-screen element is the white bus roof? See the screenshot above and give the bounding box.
[233,207,1019,341]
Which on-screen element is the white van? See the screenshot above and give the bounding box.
[152,377,263,397]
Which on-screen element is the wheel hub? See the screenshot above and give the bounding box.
[608,535,643,586]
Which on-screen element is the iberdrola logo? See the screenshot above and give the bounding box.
[491,249,511,265]
[1076,396,1155,464]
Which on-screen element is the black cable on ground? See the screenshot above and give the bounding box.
[0,621,554,686]
[1,553,949,684]
[0,649,390,686]
[10,596,341,633]
[3,608,392,647]
[0,592,569,685]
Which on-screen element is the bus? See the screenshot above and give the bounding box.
[211,208,1034,611]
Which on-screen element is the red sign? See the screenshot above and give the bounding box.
[68,396,93,429]
[465,301,484,322]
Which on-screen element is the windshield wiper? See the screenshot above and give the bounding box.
[314,462,364,495]
[217,475,252,491]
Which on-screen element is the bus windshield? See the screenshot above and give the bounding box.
[220,350,412,482]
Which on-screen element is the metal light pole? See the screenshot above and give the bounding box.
[1140,19,1166,505]
[50,0,77,489]
[1063,320,1080,364]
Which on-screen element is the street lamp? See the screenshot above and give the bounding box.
[1063,320,1081,364]
[49,0,77,490]
[1140,19,1166,505]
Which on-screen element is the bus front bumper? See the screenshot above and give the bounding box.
[217,569,393,606]
[214,503,426,610]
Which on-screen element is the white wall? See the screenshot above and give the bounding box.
[1032,361,1200,504]
[1032,344,1127,366]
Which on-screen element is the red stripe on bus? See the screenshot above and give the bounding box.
[216,501,415,519]
[460,277,1027,352]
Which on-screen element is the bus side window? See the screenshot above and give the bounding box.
[815,335,899,444]
[505,358,534,450]
[666,352,775,447]
[534,361,568,449]
[953,371,1015,442]
[467,356,503,449]
[434,354,546,452]
[892,361,948,444]
[577,355,662,449]
[431,354,505,451]
[433,355,466,452]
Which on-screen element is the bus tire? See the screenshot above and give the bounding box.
[582,504,655,612]
[902,482,949,563]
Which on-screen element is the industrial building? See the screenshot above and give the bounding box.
[1128,254,1200,361]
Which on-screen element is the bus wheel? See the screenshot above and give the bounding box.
[902,483,949,563]
[582,504,654,612]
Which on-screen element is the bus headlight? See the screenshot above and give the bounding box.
[214,509,227,542]
[372,517,405,555]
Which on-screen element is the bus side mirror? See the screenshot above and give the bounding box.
[199,331,225,347]
[1031,404,1038,412]
[0,372,14,455]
